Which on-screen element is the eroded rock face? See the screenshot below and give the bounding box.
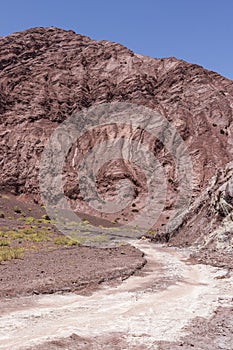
[0,27,233,238]
[168,161,233,251]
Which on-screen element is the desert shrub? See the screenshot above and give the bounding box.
[1,195,9,199]
[14,206,22,214]
[91,235,108,243]
[0,212,5,218]
[54,236,79,246]
[147,230,156,236]
[3,228,51,243]
[117,241,127,246]
[6,231,27,240]
[66,221,80,227]
[22,216,35,224]
[0,247,24,263]
[20,227,36,235]
[42,214,50,221]
[0,239,10,246]
[27,232,51,242]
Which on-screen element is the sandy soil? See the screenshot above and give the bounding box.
[0,244,146,298]
[0,241,232,350]
[0,192,146,298]
[1,194,233,349]
[23,306,233,350]
[157,306,233,350]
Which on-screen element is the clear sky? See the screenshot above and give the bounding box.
[0,0,232,80]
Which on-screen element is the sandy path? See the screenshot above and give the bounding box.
[0,241,232,349]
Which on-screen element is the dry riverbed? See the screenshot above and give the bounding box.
[0,241,232,350]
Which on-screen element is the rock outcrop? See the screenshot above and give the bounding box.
[168,161,233,248]
[0,27,233,247]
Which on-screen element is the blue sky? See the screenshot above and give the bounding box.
[0,0,232,80]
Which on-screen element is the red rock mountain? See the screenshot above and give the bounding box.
[0,27,233,248]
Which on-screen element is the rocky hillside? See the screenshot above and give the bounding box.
[164,160,233,267]
[0,27,233,247]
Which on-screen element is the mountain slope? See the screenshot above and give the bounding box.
[0,27,233,250]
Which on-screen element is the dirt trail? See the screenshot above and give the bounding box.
[0,241,232,350]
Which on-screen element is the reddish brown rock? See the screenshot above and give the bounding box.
[0,27,233,247]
